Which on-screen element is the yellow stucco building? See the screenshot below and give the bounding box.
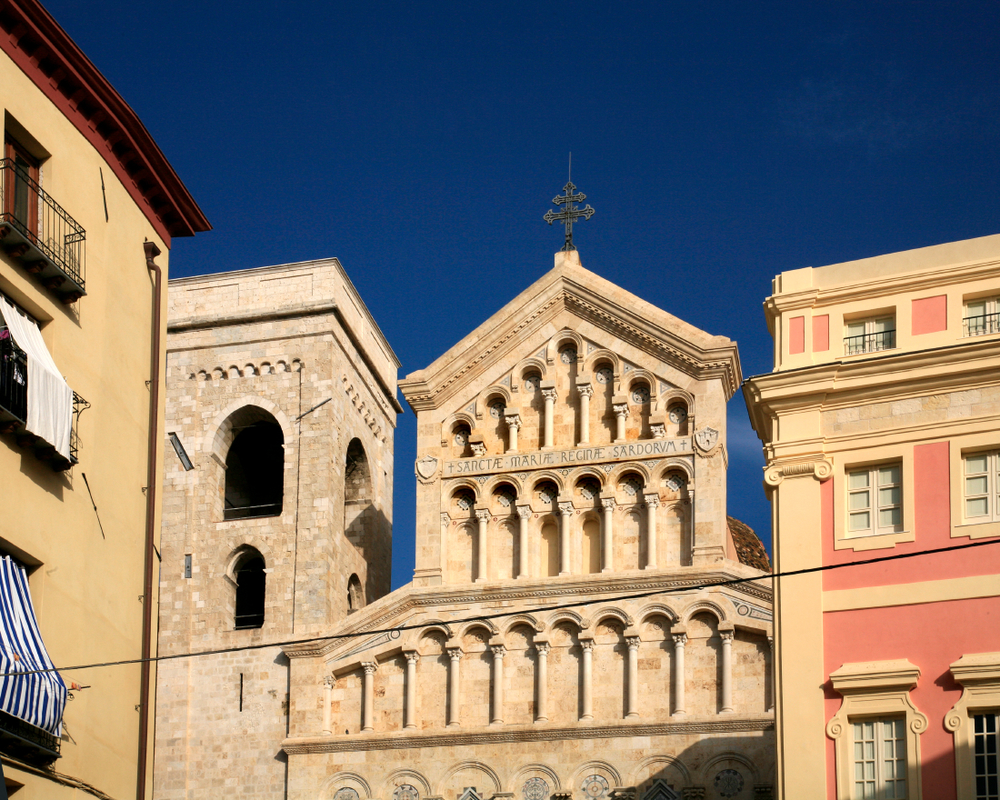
[0,1,208,797]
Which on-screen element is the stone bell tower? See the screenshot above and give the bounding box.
[153,257,400,798]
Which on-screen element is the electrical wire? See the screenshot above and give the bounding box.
[4,536,998,678]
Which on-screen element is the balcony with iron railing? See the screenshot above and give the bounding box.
[843,329,896,356]
[963,312,1000,338]
[0,158,86,304]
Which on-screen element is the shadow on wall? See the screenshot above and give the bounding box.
[344,438,391,605]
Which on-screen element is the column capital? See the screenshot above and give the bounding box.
[541,387,558,401]
[643,492,660,508]
[720,631,734,643]
[404,649,421,665]
[503,411,522,429]
[475,508,492,522]
[600,495,616,511]
[625,635,641,651]
[557,501,575,516]
[577,382,594,399]
[535,641,550,656]
[490,644,506,659]
[441,512,451,526]
[580,638,595,653]
[764,457,833,486]
[323,675,335,689]
[447,646,464,662]
[672,633,688,647]
[516,504,532,519]
[613,400,629,416]
[361,661,378,675]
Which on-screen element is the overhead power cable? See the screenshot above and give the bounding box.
[4,536,998,678]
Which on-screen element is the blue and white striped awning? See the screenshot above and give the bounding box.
[0,556,66,737]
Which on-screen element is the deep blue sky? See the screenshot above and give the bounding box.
[43,0,1000,588]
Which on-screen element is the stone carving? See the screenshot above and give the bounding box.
[560,347,577,364]
[595,366,613,384]
[694,427,719,453]
[541,387,558,402]
[489,400,506,419]
[394,785,420,800]
[497,489,515,508]
[581,775,609,800]
[558,501,575,516]
[578,383,594,399]
[641,781,680,800]
[456,493,473,511]
[471,442,488,457]
[523,373,541,391]
[415,455,439,482]
[454,429,470,447]
[668,405,688,423]
[650,422,665,439]
[458,789,483,800]
[538,486,557,504]
[334,789,360,800]
[714,770,743,798]
[631,384,650,404]
[665,472,687,492]
[622,476,642,496]
[580,481,599,500]
[523,777,549,800]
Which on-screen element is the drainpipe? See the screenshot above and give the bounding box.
[137,240,163,800]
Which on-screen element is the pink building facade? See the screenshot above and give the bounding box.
[744,234,1000,800]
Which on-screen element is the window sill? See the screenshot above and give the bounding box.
[952,520,1000,540]
[835,529,914,552]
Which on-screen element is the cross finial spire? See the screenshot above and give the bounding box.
[543,153,595,252]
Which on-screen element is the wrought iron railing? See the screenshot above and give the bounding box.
[0,708,60,763]
[0,327,28,424]
[963,313,1000,337]
[844,329,896,355]
[224,501,283,521]
[0,158,86,297]
[69,391,89,466]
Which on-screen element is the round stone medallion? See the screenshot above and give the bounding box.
[522,777,549,800]
[490,400,506,419]
[595,366,613,384]
[581,775,609,800]
[334,789,360,800]
[523,373,541,391]
[668,404,688,423]
[714,769,744,798]
[393,786,419,800]
[631,384,650,404]
[560,347,577,364]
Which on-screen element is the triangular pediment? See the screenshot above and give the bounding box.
[400,251,740,413]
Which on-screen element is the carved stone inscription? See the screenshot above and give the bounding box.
[444,438,692,476]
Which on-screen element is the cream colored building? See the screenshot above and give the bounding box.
[743,233,1000,800]
[155,248,775,800]
[0,1,208,798]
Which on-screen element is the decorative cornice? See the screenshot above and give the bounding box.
[0,0,210,243]
[282,716,773,754]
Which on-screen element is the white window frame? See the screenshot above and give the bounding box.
[844,316,896,356]
[963,451,1000,524]
[851,717,908,800]
[828,660,927,800]
[947,653,1000,800]
[964,296,1000,337]
[847,464,903,538]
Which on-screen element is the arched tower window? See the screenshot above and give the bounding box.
[344,438,372,552]
[234,550,265,629]
[223,416,284,520]
[347,573,364,612]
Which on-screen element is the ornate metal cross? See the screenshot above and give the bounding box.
[543,165,595,252]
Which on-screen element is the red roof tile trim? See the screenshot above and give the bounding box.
[0,0,211,245]
[727,515,771,572]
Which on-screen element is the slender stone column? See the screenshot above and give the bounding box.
[516,505,531,578]
[361,661,377,732]
[613,396,629,443]
[720,630,735,713]
[672,632,687,717]
[767,635,775,713]
[322,675,334,734]
[558,501,574,575]
[504,411,521,453]
[542,383,558,449]
[404,650,419,729]
[643,492,660,570]
[490,643,505,725]
[601,496,615,572]
[534,639,550,722]
[446,646,463,727]
[625,634,640,719]
[577,383,593,445]
[580,635,595,721]
[475,508,490,582]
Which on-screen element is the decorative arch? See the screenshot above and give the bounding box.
[591,606,634,628]
[436,761,502,795]
[698,752,760,787]
[528,471,566,493]
[204,395,294,463]
[626,368,658,396]
[627,756,693,791]
[651,459,694,484]
[502,614,542,635]
[550,330,585,358]
[382,770,432,798]
[516,357,548,382]
[682,599,729,625]
[607,462,652,486]
[571,760,623,790]
[583,348,621,375]
[321,772,373,800]
[509,763,562,793]
[479,385,513,407]
[543,609,588,632]
[482,474,523,497]
[568,466,607,488]
[458,619,498,638]
[637,603,680,626]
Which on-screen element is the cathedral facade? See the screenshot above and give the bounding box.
[154,250,774,800]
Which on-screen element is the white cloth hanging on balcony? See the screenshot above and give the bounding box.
[0,297,72,459]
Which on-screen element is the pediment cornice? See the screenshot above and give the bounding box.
[400,257,741,412]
